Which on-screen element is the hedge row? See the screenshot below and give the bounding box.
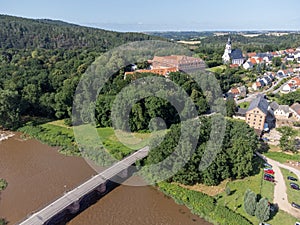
[159,182,252,225]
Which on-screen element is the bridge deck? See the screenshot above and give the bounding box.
[18,146,150,225]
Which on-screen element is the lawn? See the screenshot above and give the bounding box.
[21,120,165,161]
[281,168,300,204]
[238,102,250,109]
[264,152,300,164]
[216,168,298,225]
[207,65,227,73]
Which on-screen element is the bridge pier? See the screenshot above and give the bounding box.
[118,168,128,178]
[67,200,80,214]
[96,182,107,194]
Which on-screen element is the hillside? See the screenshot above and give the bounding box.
[0,14,158,50]
[0,15,159,129]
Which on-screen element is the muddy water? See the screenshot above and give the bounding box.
[0,134,96,224]
[0,134,211,225]
[69,176,212,225]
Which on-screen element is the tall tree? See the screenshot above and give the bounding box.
[0,89,20,129]
[255,198,270,222]
[244,189,257,216]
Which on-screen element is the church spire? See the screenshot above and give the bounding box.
[227,36,231,45]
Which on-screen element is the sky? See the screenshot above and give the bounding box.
[1,0,300,32]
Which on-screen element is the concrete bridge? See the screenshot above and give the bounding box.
[18,146,150,225]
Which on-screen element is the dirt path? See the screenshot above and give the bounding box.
[257,152,300,219]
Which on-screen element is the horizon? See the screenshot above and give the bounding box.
[1,0,300,32]
[1,13,300,34]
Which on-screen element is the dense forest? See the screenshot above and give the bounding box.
[143,117,259,186]
[0,15,158,50]
[0,15,160,129]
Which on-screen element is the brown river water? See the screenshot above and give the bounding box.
[0,134,211,225]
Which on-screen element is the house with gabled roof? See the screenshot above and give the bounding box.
[245,94,269,134]
[290,103,300,121]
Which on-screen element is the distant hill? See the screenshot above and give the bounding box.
[0,14,158,50]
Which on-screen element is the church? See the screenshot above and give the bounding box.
[222,37,244,66]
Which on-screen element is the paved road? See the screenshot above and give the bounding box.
[236,77,290,104]
[18,146,150,225]
[257,152,300,219]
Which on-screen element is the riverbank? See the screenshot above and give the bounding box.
[0,131,14,142]
[0,133,213,225]
[0,133,96,224]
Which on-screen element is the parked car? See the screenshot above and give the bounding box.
[264,163,272,168]
[288,176,298,181]
[264,176,274,182]
[292,202,300,209]
[290,183,300,190]
[264,174,274,179]
[259,223,271,225]
[264,169,275,175]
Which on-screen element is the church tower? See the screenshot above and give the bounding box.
[222,36,232,64]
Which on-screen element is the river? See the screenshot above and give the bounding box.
[0,134,211,225]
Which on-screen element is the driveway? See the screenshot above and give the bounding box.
[256,152,300,219]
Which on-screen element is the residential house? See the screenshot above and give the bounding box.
[269,102,292,127]
[245,94,269,134]
[281,83,293,94]
[252,81,263,91]
[274,105,290,119]
[289,77,300,88]
[243,61,254,70]
[238,86,247,97]
[277,70,286,78]
[261,76,272,86]
[290,103,300,121]
[228,87,240,97]
[227,85,247,98]
[296,52,300,63]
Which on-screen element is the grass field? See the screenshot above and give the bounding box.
[20,120,165,161]
[264,152,300,164]
[207,65,227,73]
[281,168,300,204]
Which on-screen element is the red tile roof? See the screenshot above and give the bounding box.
[230,88,240,95]
[230,64,239,68]
[250,58,257,65]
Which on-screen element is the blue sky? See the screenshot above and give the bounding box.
[1,0,300,31]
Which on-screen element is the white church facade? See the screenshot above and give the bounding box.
[222,37,244,66]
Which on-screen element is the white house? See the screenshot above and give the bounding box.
[295,52,300,63]
[277,70,286,78]
[281,83,293,94]
[274,105,290,119]
[243,61,253,70]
